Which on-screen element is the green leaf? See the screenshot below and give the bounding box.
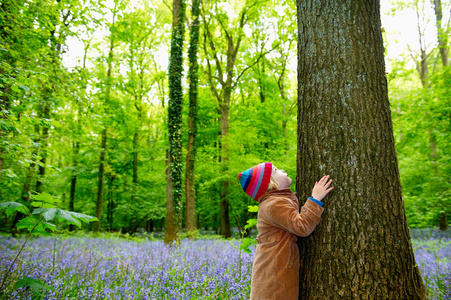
[30,193,57,207]
[16,217,36,231]
[32,208,56,221]
[15,277,53,293]
[11,85,20,93]
[240,237,257,254]
[244,218,258,229]
[50,120,61,128]
[0,202,30,216]
[67,211,98,223]
[32,208,97,228]
[42,222,56,232]
[248,205,259,213]
[18,85,30,91]
[31,192,55,202]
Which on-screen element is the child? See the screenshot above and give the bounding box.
[238,162,333,300]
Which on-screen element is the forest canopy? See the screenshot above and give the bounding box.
[0,0,450,235]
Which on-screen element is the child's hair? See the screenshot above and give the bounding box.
[267,176,280,191]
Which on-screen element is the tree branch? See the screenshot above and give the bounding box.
[203,30,222,104]
[202,15,225,86]
[232,43,280,90]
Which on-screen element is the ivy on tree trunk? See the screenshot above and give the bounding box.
[165,0,185,244]
[185,0,200,238]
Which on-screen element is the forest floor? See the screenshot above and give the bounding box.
[0,228,449,299]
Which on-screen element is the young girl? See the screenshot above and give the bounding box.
[238,162,334,300]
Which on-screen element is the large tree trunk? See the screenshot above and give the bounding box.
[94,128,107,232]
[165,0,185,244]
[185,0,200,238]
[296,1,427,299]
[433,0,449,67]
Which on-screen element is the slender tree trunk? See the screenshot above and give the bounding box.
[277,53,290,154]
[35,102,50,194]
[296,1,427,298]
[185,0,200,238]
[68,141,78,231]
[258,59,266,103]
[132,131,139,202]
[21,124,40,202]
[164,0,185,244]
[165,149,177,243]
[94,128,107,232]
[433,0,449,66]
[219,103,231,237]
[202,4,261,238]
[70,42,89,231]
[0,85,10,183]
[94,13,116,232]
[419,48,428,87]
[0,0,14,185]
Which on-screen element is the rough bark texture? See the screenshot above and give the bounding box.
[433,0,449,67]
[165,0,185,244]
[296,1,427,299]
[185,0,200,238]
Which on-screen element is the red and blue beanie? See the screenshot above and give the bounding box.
[238,162,273,201]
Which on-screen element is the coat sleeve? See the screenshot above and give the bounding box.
[264,198,324,237]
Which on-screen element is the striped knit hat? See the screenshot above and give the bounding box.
[238,162,273,201]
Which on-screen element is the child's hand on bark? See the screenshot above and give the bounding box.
[311,175,334,202]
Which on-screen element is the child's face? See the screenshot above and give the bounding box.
[271,165,292,189]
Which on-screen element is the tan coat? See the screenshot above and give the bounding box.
[250,188,324,300]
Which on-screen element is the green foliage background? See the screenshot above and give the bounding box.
[0,0,449,233]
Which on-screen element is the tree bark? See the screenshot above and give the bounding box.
[296,1,427,299]
[433,0,449,67]
[165,0,185,244]
[185,0,200,238]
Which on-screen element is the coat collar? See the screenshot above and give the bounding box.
[257,188,296,203]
